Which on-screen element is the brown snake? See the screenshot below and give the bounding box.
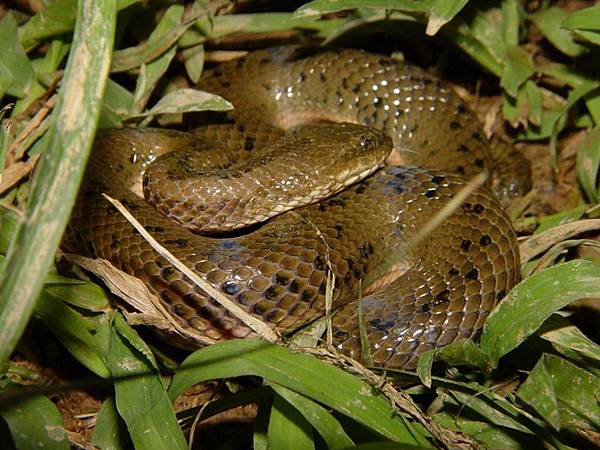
[65,47,529,369]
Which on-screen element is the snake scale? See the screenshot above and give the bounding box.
[65,47,528,369]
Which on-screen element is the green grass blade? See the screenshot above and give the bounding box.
[268,393,315,450]
[108,315,187,450]
[517,354,600,431]
[0,387,69,450]
[169,339,422,445]
[480,260,600,368]
[270,382,355,449]
[0,0,116,373]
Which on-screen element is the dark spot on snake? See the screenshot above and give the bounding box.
[420,303,431,312]
[496,290,506,300]
[359,243,373,259]
[456,104,467,115]
[314,255,326,271]
[164,238,188,247]
[374,97,382,107]
[275,272,290,286]
[378,58,392,67]
[146,226,165,233]
[110,236,119,250]
[431,175,445,184]
[318,203,328,212]
[472,131,483,142]
[450,121,461,129]
[370,317,394,331]
[342,78,349,89]
[235,58,244,68]
[424,188,436,198]
[319,282,326,294]
[265,286,280,300]
[475,158,485,168]
[334,224,344,236]
[320,72,326,82]
[106,205,117,214]
[449,267,460,276]
[290,280,301,293]
[344,271,352,284]
[435,289,450,303]
[479,235,491,246]
[336,90,343,101]
[221,281,241,295]
[253,303,267,314]
[352,85,360,93]
[465,268,479,280]
[460,239,472,252]
[162,267,175,278]
[261,83,270,91]
[259,57,270,64]
[299,71,305,82]
[386,179,404,194]
[456,165,465,175]
[219,79,231,88]
[213,66,223,76]
[473,203,484,214]
[457,144,469,153]
[244,137,255,151]
[328,198,346,208]
[355,183,367,194]
[301,290,314,302]
[221,240,236,250]
[333,329,350,340]
[237,124,245,133]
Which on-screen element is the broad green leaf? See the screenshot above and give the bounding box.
[0,14,36,98]
[18,0,78,51]
[426,0,468,36]
[44,274,110,311]
[268,393,315,450]
[445,390,534,436]
[517,354,600,431]
[534,205,587,234]
[137,88,232,118]
[107,315,187,450]
[294,0,432,18]
[539,314,600,363]
[132,47,177,115]
[111,4,193,73]
[570,29,600,46]
[529,7,587,57]
[523,80,543,126]
[500,0,519,47]
[34,292,112,379]
[432,412,543,450]
[0,388,69,450]
[576,125,600,203]
[480,260,600,368]
[182,44,204,84]
[538,62,597,88]
[585,88,600,125]
[339,444,424,450]
[99,79,135,128]
[501,46,534,97]
[169,339,421,445]
[270,383,354,449]
[92,397,128,450]
[562,5,600,31]
[417,339,491,386]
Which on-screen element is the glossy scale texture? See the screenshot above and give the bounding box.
[65,48,525,368]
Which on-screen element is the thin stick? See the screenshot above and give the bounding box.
[102,194,279,343]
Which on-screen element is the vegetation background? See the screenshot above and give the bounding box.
[0,0,598,449]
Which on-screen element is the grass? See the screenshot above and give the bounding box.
[0,1,599,449]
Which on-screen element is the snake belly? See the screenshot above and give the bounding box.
[65,47,522,369]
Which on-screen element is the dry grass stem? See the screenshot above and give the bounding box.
[102,193,279,343]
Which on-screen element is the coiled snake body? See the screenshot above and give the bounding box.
[66,47,527,369]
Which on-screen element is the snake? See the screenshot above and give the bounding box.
[65,47,529,369]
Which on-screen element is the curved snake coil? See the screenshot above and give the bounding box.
[65,47,527,369]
